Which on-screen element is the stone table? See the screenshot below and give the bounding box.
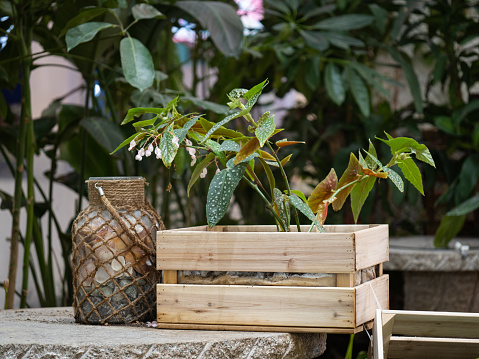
[0,307,326,359]
[385,236,479,312]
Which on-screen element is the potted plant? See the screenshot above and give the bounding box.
[112,80,435,332]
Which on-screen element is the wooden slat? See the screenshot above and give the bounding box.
[155,322,371,334]
[387,310,479,339]
[157,284,355,328]
[157,230,356,273]
[355,275,389,327]
[381,312,396,358]
[373,309,384,359]
[354,224,389,270]
[162,270,177,284]
[337,273,356,287]
[387,337,479,359]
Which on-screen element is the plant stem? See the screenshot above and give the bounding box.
[243,176,286,232]
[266,141,301,232]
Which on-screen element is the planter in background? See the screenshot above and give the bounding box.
[156,224,389,333]
[72,177,164,324]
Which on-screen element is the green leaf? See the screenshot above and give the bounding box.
[289,194,324,232]
[66,22,115,52]
[320,31,364,50]
[80,117,126,156]
[187,153,215,196]
[434,215,466,248]
[333,154,361,211]
[122,107,167,125]
[378,136,435,168]
[350,176,376,223]
[434,116,456,135]
[255,115,276,147]
[120,36,155,92]
[132,3,165,20]
[244,79,268,100]
[325,63,345,105]
[298,29,329,51]
[218,140,240,152]
[160,123,179,168]
[202,111,242,142]
[347,68,370,117]
[389,48,423,114]
[312,14,374,31]
[60,8,110,37]
[132,117,157,128]
[175,1,244,57]
[206,161,248,227]
[349,62,391,98]
[369,4,388,34]
[455,156,479,203]
[110,132,139,155]
[289,190,307,203]
[274,188,289,229]
[259,157,275,198]
[174,117,198,143]
[182,95,230,114]
[366,139,378,170]
[446,194,479,217]
[398,158,424,195]
[384,167,404,193]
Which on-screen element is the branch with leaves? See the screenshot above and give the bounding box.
[113,80,435,231]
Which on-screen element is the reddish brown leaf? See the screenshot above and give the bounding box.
[308,169,338,213]
[276,140,305,148]
[258,149,276,161]
[332,153,362,211]
[281,154,292,166]
[234,137,260,165]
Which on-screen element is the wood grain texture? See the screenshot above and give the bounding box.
[354,224,389,270]
[387,337,479,359]
[355,275,389,326]
[154,322,371,334]
[163,270,177,284]
[157,228,356,273]
[157,284,355,328]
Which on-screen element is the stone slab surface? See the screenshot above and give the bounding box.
[0,307,326,359]
[385,236,479,271]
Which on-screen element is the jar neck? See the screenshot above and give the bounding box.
[87,178,146,206]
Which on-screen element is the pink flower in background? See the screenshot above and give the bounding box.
[234,0,264,29]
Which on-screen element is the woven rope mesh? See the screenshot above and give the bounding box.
[72,178,164,324]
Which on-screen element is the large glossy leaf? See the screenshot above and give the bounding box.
[61,8,110,37]
[298,29,329,51]
[350,176,376,223]
[434,215,466,248]
[348,68,370,117]
[312,14,374,31]
[389,48,423,115]
[398,157,424,195]
[333,154,361,211]
[66,22,115,51]
[132,3,165,20]
[206,160,248,227]
[175,1,244,57]
[446,194,479,217]
[120,37,155,92]
[325,63,345,105]
[80,117,125,157]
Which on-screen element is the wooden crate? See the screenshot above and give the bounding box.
[372,309,479,358]
[156,224,389,333]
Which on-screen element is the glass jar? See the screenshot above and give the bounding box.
[72,177,163,324]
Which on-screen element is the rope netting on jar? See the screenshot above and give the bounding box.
[72,178,164,324]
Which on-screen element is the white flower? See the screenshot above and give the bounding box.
[200,167,208,178]
[172,135,180,148]
[145,143,154,157]
[185,139,193,147]
[187,147,196,156]
[155,146,162,159]
[135,154,143,161]
[128,140,136,151]
[138,148,145,157]
[190,155,196,166]
[216,168,221,174]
